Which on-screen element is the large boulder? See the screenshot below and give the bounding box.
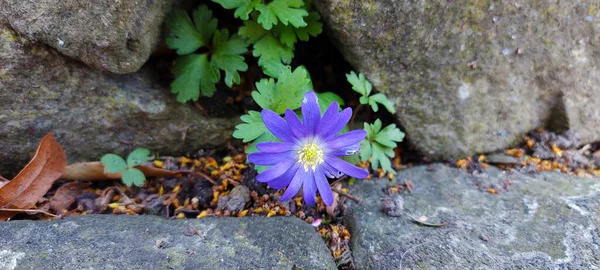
[0,215,336,269]
[0,0,172,74]
[346,165,600,269]
[0,24,237,177]
[314,1,600,158]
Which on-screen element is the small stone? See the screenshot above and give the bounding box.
[381,195,403,217]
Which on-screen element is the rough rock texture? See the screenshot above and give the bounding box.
[314,1,600,158]
[0,0,172,73]
[346,164,600,269]
[0,215,336,269]
[0,24,237,177]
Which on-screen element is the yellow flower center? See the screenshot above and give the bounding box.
[297,143,324,172]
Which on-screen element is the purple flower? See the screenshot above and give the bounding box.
[248,91,368,206]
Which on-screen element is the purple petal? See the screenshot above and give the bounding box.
[325,130,367,149]
[256,159,295,183]
[321,161,344,178]
[262,110,295,142]
[280,168,308,201]
[324,156,369,179]
[329,143,361,156]
[303,172,317,205]
[266,163,299,189]
[301,92,320,134]
[315,101,339,135]
[314,167,334,206]
[319,107,351,139]
[256,142,294,153]
[248,151,293,166]
[285,109,304,139]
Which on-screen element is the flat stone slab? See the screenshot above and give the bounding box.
[0,215,335,269]
[346,164,600,269]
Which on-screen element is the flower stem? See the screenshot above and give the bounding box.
[349,104,363,130]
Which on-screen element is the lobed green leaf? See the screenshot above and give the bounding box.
[122,168,146,187]
[171,54,219,102]
[165,10,206,55]
[211,30,249,87]
[100,154,127,173]
[126,148,151,167]
[232,111,268,142]
[252,66,311,114]
[212,0,260,20]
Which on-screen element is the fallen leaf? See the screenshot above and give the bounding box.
[49,182,90,214]
[0,134,67,221]
[0,176,9,189]
[61,162,184,180]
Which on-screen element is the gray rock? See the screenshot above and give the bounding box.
[346,164,600,269]
[218,186,251,213]
[0,24,237,177]
[0,215,336,269]
[0,0,172,73]
[314,1,600,158]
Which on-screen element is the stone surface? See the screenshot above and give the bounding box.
[346,164,600,269]
[314,1,600,158]
[0,0,172,73]
[0,215,335,269]
[0,24,237,177]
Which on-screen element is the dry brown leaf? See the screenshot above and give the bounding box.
[61,162,183,180]
[49,182,90,214]
[0,176,9,189]
[0,133,67,221]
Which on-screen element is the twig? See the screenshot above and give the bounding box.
[332,188,362,204]
[399,241,430,270]
[0,208,59,218]
[349,104,363,130]
[193,102,210,118]
[329,176,348,187]
[195,171,217,185]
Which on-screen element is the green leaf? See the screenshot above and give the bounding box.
[261,60,288,78]
[294,11,322,41]
[171,53,219,102]
[211,30,248,87]
[239,20,268,43]
[165,10,206,55]
[122,168,146,187]
[232,110,267,142]
[212,0,260,20]
[256,4,278,30]
[368,93,396,113]
[251,66,311,113]
[126,148,151,167]
[316,92,345,113]
[360,119,405,174]
[269,0,308,28]
[192,5,218,46]
[252,34,294,67]
[274,23,297,47]
[100,154,127,174]
[346,71,372,98]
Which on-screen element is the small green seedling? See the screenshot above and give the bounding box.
[100,148,151,187]
[360,119,405,174]
[347,71,396,114]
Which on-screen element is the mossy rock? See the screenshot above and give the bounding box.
[315,0,600,158]
[0,24,238,177]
